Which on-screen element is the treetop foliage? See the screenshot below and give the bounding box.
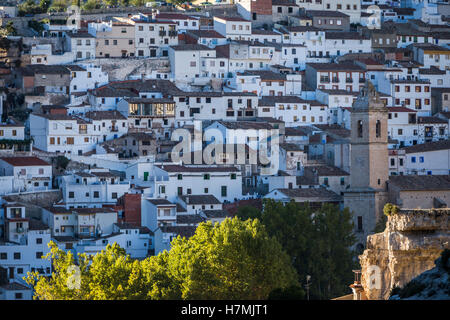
[26,217,298,300]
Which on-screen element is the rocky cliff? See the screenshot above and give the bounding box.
[389,250,449,300]
[359,208,449,300]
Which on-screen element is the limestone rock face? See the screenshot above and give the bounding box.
[359,209,449,300]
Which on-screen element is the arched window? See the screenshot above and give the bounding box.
[376,120,381,138]
[358,120,363,138]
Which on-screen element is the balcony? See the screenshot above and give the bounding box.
[168,31,177,37]
[346,78,353,83]
[332,77,339,83]
[159,31,167,37]
[320,77,330,83]
[110,126,118,132]
[359,78,365,83]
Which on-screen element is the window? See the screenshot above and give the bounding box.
[221,186,227,197]
[203,174,210,180]
[69,192,74,198]
[357,216,363,231]
[36,252,43,259]
[0,253,6,259]
[112,192,118,199]
[15,293,23,299]
[376,120,381,138]
[36,238,42,244]
[93,191,99,198]
[177,174,182,180]
[14,252,20,260]
[419,156,424,163]
[358,120,363,138]
[411,156,416,163]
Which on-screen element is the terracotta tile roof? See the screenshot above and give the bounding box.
[0,282,30,291]
[402,139,450,154]
[84,110,126,120]
[180,194,221,205]
[156,164,239,173]
[202,209,231,219]
[272,187,342,201]
[148,198,175,206]
[418,116,447,124]
[161,225,197,238]
[176,214,206,225]
[388,175,450,191]
[0,156,50,167]
[305,165,349,176]
[214,15,250,22]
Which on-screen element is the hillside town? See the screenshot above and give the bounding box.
[0,0,449,301]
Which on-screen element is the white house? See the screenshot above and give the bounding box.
[64,31,96,61]
[213,16,252,40]
[0,203,52,286]
[0,157,52,192]
[67,64,109,94]
[258,96,329,126]
[151,164,243,203]
[401,139,450,176]
[59,169,130,208]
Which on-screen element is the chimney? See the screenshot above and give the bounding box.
[350,270,365,300]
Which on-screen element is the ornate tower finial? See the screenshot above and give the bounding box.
[353,80,385,110]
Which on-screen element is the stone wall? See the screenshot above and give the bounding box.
[359,208,450,300]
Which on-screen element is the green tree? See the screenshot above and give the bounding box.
[82,0,102,11]
[48,0,70,13]
[149,217,298,299]
[235,205,261,220]
[26,218,298,300]
[39,0,52,12]
[26,242,146,300]
[256,199,357,300]
[130,0,146,6]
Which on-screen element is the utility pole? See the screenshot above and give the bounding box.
[305,275,311,301]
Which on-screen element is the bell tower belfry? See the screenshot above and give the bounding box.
[344,81,389,250]
[350,81,389,191]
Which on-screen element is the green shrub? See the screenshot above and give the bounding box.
[383,203,399,216]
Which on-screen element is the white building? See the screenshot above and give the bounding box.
[0,203,52,288]
[378,79,432,117]
[0,157,52,192]
[305,62,367,93]
[151,164,243,203]
[30,111,127,155]
[213,15,252,40]
[67,64,109,94]
[401,139,450,176]
[64,31,96,61]
[59,169,130,208]
[131,15,178,58]
[225,70,302,96]
[258,96,329,126]
[172,92,258,126]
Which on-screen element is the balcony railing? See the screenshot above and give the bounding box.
[332,77,339,83]
[159,31,167,37]
[346,78,353,83]
[168,31,177,37]
[320,77,330,83]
